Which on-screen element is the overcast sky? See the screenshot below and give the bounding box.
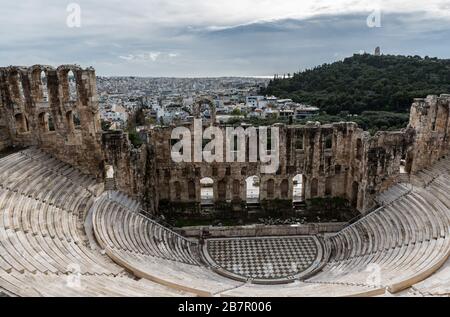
[1,0,450,76]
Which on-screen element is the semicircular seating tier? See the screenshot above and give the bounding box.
[1,148,450,297]
[0,148,192,297]
[92,159,450,297]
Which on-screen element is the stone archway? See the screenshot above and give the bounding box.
[293,174,304,202]
[188,180,196,200]
[218,179,227,201]
[200,177,214,204]
[232,179,241,201]
[280,179,289,199]
[311,178,318,198]
[246,176,260,203]
[174,181,182,201]
[266,179,275,199]
[14,113,28,133]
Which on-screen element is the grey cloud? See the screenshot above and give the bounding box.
[0,3,449,76]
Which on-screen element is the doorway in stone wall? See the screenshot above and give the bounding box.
[200,177,214,205]
[293,174,304,202]
[245,176,260,203]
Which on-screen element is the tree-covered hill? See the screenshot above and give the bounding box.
[262,54,450,115]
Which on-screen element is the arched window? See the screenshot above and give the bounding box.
[14,113,28,133]
[48,113,55,131]
[164,169,170,178]
[188,180,196,200]
[218,179,227,201]
[195,98,216,123]
[311,178,318,198]
[40,71,49,102]
[266,179,275,199]
[73,111,81,128]
[280,179,289,198]
[232,180,241,200]
[39,112,55,132]
[174,181,182,200]
[325,134,333,149]
[160,178,170,200]
[68,70,77,102]
[325,177,333,196]
[66,111,74,131]
[31,69,48,103]
[295,130,304,150]
[38,112,47,131]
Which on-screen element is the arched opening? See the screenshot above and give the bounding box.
[38,112,48,131]
[66,111,74,131]
[280,179,289,199]
[160,178,170,200]
[405,152,413,174]
[40,71,49,102]
[399,154,407,174]
[188,180,196,200]
[293,174,304,202]
[200,177,214,205]
[68,70,77,102]
[48,113,55,131]
[173,181,182,201]
[295,130,304,150]
[218,179,227,201]
[324,134,333,149]
[310,178,318,198]
[246,176,260,203]
[14,113,28,133]
[325,177,333,196]
[105,164,115,190]
[351,181,359,208]
[66,110,81,131]
[266,179,275,199]
[232,179,241,201]
[194,97,216,124]
[105,165,115,179]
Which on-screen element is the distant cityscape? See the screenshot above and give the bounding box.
[96,76,320,130]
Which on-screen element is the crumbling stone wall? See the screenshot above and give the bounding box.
[407,95,450,174]
[1,65,449,216]
[147,121,412,214]
[138,95,447,214]
[101,131,154,210]
[0,105,11,151]
[0,65,104,176]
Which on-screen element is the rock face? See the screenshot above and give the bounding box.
[1,65,449,216]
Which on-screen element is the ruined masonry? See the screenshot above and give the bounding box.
[1,65,450,215]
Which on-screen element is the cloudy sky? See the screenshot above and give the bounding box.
[1,0,450,76]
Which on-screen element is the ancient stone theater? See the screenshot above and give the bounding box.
[0,64,449,296]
